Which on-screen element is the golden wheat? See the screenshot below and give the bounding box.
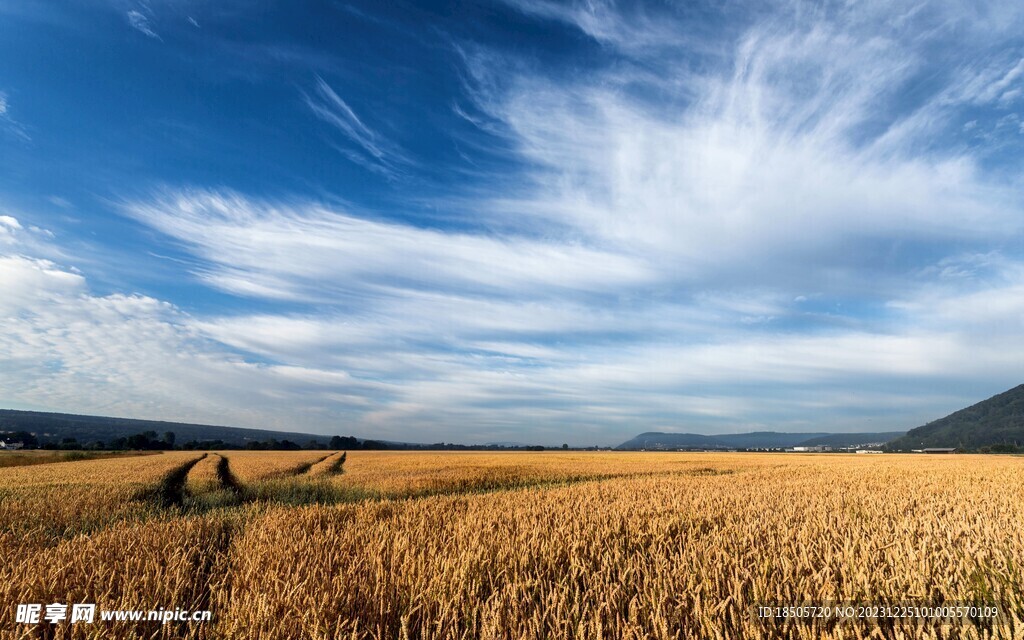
[1,452,1021,639]
[216,450,336,482]
[306,450,347,477]
[185,452,224,494]
[0,451,203,544]
[330,450,736,498]
[216,455,1024,639]
[0,450,153,468]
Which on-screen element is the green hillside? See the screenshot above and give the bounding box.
[887,384,1024,451]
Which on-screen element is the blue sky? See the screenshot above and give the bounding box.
[1,0,1023,445]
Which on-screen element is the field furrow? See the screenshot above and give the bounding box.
[306,450,346,477]
[219,450,339,483]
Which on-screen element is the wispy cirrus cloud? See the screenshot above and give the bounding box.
[0,91,30,141]
[304,77,412,176]
[460,0,1024,294]
[4,0,1024,444]
[6,197,1024,443]
[126,8,160,40]
[103,0,1024,441]
[123,189,652,302]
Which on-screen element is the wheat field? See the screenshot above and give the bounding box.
[1,451,1021,639]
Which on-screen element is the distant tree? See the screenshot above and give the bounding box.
[4,430,38,448]
[188,439,227,450]
[562,443,569,450]
[163,431,176,447]
[329,435,360,450]
[126,433,152,450]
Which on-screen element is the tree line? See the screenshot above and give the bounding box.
[1,430,554,451]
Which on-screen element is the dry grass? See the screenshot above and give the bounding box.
[1,452,1022,639]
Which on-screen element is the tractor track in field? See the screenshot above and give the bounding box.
[214,454,243,493]
[141,454,731,514]
[306,451,347,477]
[282,451,336,477]
[140,453,208,508]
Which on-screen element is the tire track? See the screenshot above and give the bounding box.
[215,454,243,494]
[140,454,207,508]
[282,452,336,477]
[307,451,346,477]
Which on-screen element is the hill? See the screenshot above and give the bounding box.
[0,410,545,451]
[616,430,903,450]
[0,409,330,447]
[796,432,905,447]
[886,384,1024,451]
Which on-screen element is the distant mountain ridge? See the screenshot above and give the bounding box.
[0,409,536,450]
[796,432,905,447]
[617,430,903,450]
[0,409,330,446]
[886,384,1024,450]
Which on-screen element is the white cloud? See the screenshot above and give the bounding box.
[496,0,698,55]
[305,77,411,175]
[127,9,160,39]
[5,211,1024,443]
[952,57,1024,107]
[103,0,1024,441]
[5,1,1024,444]
[459,36,1021,293]
[0,91,30,141]
[0,255,86,315]
[124,190,654,302]
[0,254,388,435]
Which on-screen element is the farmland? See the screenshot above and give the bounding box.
[1,451,1022,639]
[0,449,154,469]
